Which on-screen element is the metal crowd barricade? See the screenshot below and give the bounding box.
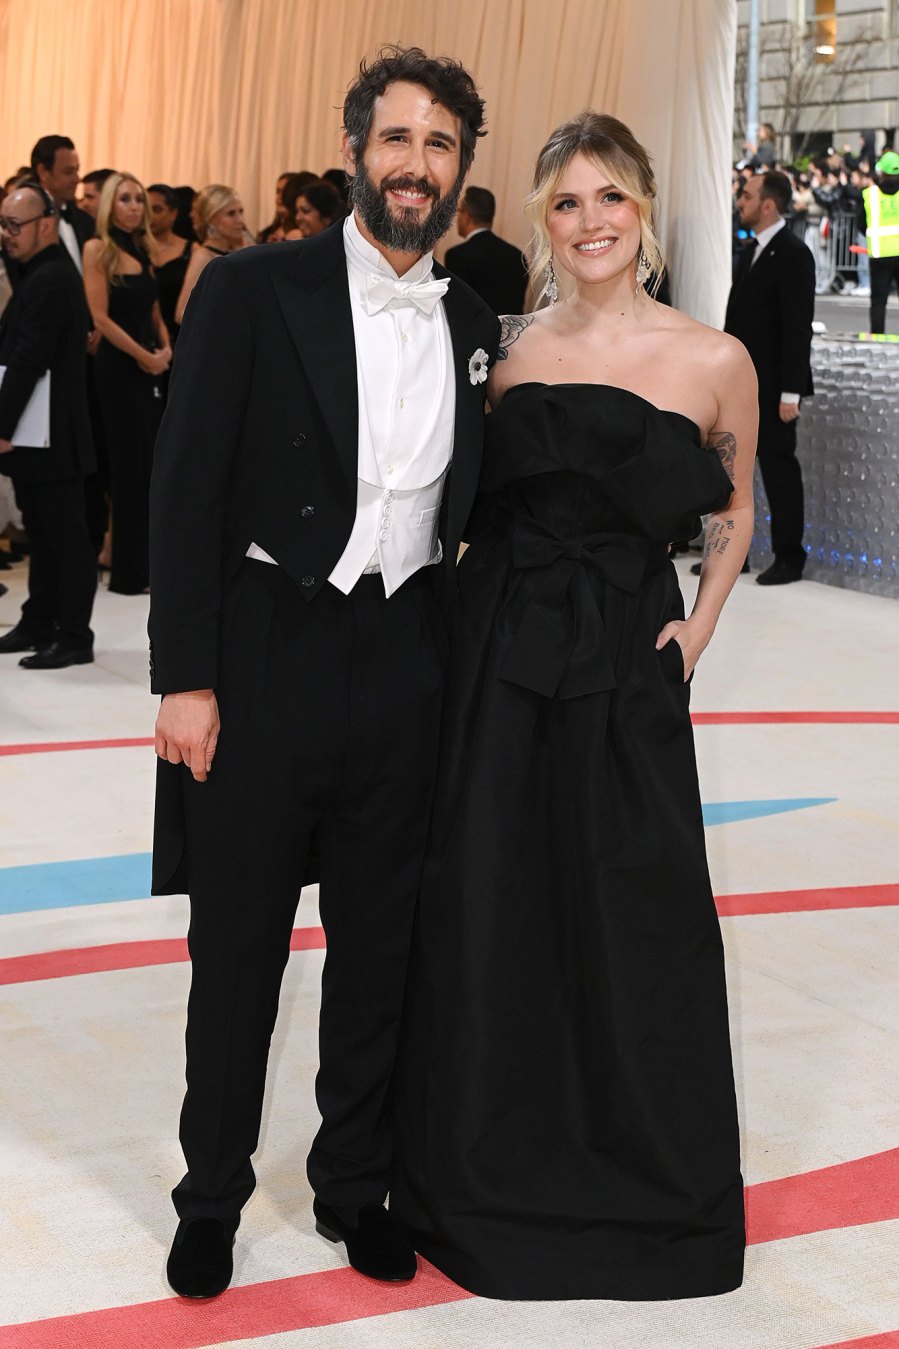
[826,211,863,291]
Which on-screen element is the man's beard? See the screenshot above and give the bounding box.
[350,160,463,254]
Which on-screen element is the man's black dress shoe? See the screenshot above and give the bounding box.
[690,559,750,576]
[756,561,803,586]
[166,1218,235,1298]
[0,623,52,654]
[19,641,94,669]
[313,1201,417,1282]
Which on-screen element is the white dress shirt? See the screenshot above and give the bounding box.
[57,213,83,275]
[749,217,800,404]
[248,213,456,597]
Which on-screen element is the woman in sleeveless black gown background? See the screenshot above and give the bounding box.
[391,114,759,1301]
[83,174,171,594]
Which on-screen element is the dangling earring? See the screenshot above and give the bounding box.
[545,257,559,306]
[635,247,651,293]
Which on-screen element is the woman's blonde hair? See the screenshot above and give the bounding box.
[194,184,238,244]
[525,111,664,301]
[95,172,155,285]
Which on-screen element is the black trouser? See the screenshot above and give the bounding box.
[757,406,805,570]
[171,560,446,1231]
[14,476,97,645]
[869,255,899,334]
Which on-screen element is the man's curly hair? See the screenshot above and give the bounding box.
[343,45,486,179]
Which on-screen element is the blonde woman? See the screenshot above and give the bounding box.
[392,114,757,1301]
[83,172,171,594]
[174,185,249,325]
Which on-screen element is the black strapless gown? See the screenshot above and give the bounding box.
[391,384,745,1301]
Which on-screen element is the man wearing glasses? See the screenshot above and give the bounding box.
[0,183,97,667]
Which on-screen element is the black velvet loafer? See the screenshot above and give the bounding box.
[313,1201,417,1282]
[756,561,803,586]
[166,1218,234,1298]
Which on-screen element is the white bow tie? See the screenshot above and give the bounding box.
[362,271,450,317]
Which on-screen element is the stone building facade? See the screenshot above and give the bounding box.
[736,0,897,158]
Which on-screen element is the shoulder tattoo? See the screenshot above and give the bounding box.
[706,430,737,482]
[496,313,535,361]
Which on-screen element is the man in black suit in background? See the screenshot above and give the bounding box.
[445,186,529,315]
[31,136,95,269]
[725,171,815,585]
[0,184,96,666]
[150,47,499,1300]
[31,135,108,558]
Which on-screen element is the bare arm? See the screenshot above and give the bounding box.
[657,336,758,678]
[152,299,171,353]
[174,245,210,326]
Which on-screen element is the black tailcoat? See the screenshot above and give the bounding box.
[149,224,499,895]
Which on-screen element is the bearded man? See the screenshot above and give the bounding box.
[149,47,499,1298]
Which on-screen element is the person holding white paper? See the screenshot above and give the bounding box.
[0,182,96,667]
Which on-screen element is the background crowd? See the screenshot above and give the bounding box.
[733,126,882,299]
[0,122,895,667]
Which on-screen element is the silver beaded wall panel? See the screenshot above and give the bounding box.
[751,338,899,599]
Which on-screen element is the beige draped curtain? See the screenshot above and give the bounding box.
[0,0,736,323]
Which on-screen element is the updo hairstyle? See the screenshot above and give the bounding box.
[194,184,239,244]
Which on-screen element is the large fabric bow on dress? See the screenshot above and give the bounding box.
[498,517,665,700]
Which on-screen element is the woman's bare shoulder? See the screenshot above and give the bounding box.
[496,311,544,361]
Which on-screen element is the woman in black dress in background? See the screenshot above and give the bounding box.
[391,113,758,1301]
[148,184,193,349]
[83,173,171,595]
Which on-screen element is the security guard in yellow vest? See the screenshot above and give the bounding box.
[861,151,899,334]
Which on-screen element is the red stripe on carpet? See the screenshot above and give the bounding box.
[691,711,899,725]
[0,927,326,986]
[4,881,898,987]
[1,712,897,758]
[746,1147,899,1245]
[3,1150,897,1346]
[811,1334,899,1349]
[0,737,154,756]
[716,882,899,917]
[0,1258,473,1349]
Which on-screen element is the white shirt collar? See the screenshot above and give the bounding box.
[464,226,490,240]
[343,212,436,286]
[752,216,786,258]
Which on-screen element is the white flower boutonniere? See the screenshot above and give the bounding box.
[468,348,489,386]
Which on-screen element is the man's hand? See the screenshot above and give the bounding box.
[155,689,220,782]
[779,401,801,423]
[0,438,12,455]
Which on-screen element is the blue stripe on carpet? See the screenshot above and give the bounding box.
[702,798,836,826]
[0,853,153,915]
[0,798,837,914]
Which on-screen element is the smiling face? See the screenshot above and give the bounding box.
[112,179,147,233]
[38,147,80,204]
[344,79,464,257]
[546,151,643,289]
[294,194,327,237]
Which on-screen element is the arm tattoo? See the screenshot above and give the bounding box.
[706,431,737,482]
[496,313,534,360]
[702,517,736,560]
